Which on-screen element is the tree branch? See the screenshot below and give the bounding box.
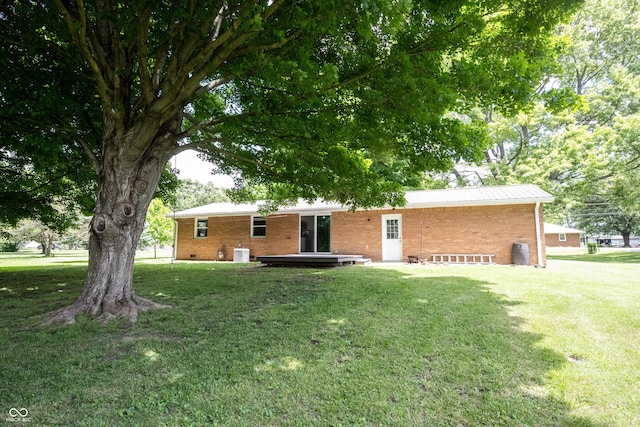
[194,75,235,97]
[53,0,114,115]
[137,6,154,106]
[179,140,270,171]
[152,41,170,92]
[330,21,472,92]
[49,116,101,174]
[182,1,289,102]
[227,28,302,59]
[75,136,101,175]
[407,21,470,57]
[152,3,272,118]
[21,171,76,194]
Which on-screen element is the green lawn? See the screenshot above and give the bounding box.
[1,250,638,426]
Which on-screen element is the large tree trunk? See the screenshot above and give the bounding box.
[38,229,54,257]
[44,122,176,325]
[622,231,631,248]
[42,241,52,257]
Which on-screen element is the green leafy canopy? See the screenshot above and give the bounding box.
[480,0,640,239]
[1,0,582,216]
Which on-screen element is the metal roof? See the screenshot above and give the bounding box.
[171,184,554,218]
[404,184,553,207]
[543,223,583,234]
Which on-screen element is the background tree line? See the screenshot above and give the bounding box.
[0,179,229,254]
[434,0,640,245]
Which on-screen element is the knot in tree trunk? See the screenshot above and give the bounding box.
[114,201,136,225]
[91,213,110,235]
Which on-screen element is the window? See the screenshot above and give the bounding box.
[386,218,399,240]
[195,218,208,238]
[252,216,266,237]
[316,215,331,252]
[559,233,567,242]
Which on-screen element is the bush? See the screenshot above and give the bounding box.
[587,242,598,254]
[0,240,19,252]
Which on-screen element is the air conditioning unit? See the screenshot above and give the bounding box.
[233,248,250,263]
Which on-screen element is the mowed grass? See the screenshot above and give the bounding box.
[0,250,638,426]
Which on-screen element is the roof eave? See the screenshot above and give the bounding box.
[405,197,554,210]
[169,196,554,218]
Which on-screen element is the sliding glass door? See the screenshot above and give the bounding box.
[300,215,331,253]
[300,216,315,252]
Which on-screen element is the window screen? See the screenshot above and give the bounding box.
[196,218,208,238]
[252,216,266,237]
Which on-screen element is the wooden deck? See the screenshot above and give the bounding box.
[256,254,369,267]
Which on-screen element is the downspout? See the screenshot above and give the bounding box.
[172,220,178,263]
[534,202,544,267]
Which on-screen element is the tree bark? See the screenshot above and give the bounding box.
[39,231,53,257]
[622,231,631,248]
[44,123,175,325]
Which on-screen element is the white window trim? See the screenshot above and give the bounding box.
[195,217,208,238]
[559,233,567,242]
[251,215,267,238]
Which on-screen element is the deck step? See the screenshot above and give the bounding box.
[256,254,365,267]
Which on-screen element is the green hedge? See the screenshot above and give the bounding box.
[0,242,19,252]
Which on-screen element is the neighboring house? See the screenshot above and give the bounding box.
[544,223,583,247]
[171,184,554,266]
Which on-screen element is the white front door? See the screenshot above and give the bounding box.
[382,214,403,261]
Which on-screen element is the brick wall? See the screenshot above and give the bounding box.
[545,233,581,247]
[175,214,299,260]
[175,203,547,265]
[332,204,546,265]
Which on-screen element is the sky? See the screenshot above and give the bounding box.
[171,149,234,188]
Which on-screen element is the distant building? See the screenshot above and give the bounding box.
[544,223,583,247]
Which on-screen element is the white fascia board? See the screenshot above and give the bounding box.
[404,197,555,210]
[169,196,555,218]
[168,185,555,218]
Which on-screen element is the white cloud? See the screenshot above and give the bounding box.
[171,150,234,188]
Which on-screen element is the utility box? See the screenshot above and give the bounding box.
[233,248,250,263]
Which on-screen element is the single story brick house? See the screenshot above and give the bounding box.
[171,184,554,266]
[543,223,583,247]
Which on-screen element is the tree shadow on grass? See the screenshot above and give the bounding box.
[0,263,607,426]
[250,267,604,427]
[0,265,88,327]
[144,265,606,426]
